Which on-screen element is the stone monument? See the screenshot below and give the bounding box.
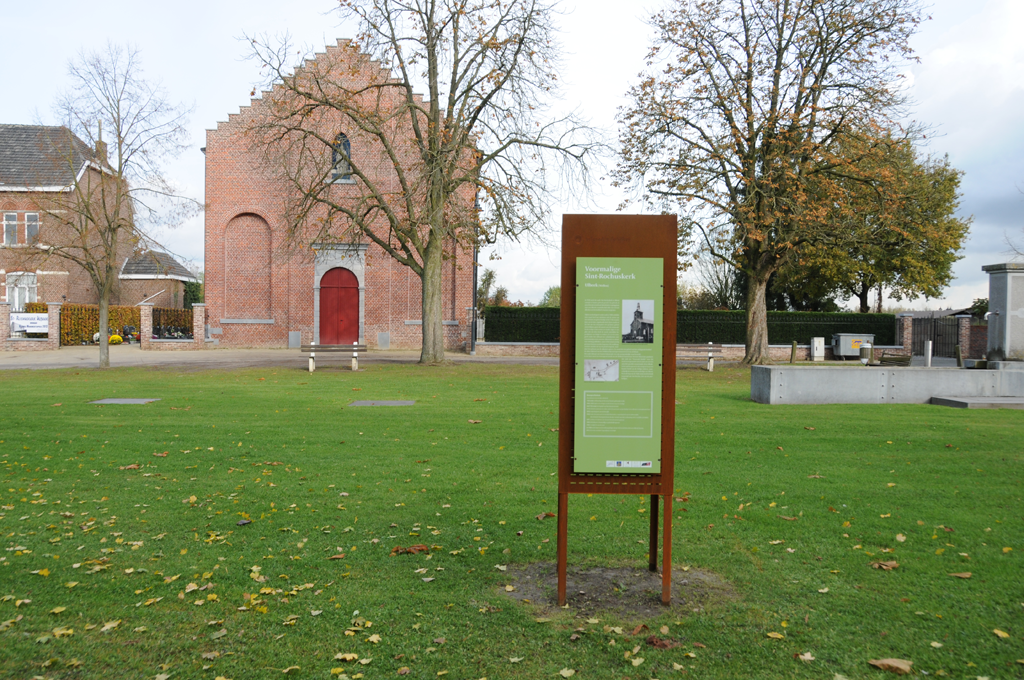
[982,263,1024,365]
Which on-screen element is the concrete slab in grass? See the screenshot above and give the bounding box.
[90,399,161,405]
[931,396,1024,409]
[349,400,416,407]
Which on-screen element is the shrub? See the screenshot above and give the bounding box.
[108,334,123,345]
[482,307,897,345]
[25,302,48,313]
[483,306,560,342]
[59,304,142,346]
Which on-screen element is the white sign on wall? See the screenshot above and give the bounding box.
[10,313,48,333]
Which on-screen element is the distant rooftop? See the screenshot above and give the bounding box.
[0,124,98,188]
[120,250,197,282]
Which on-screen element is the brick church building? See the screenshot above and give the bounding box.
[203,40,475,350]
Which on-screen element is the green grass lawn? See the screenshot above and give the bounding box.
[1,363,1022,679]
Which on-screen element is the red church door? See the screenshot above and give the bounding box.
[320,268,359,344]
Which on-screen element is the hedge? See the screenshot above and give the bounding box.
[483,306,896,345]
[58,304,142,346]
[483,306,561,342]
[677,310,896,345]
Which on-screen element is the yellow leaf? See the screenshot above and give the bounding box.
[631,657,644,666]
[50,607,66,615]
[559,670,575,678]
[767,632,784,639]
[64,582,78,588]
[868,658,913,674]
[930,641,943,648]
[100,620,121,632]
[334,653,359,661]
[1003,547,1013,553]
[896,534,906,542]
[32,568,50,577]
[367,634,381,643]
[660,625,670,635]
[994,629,1010,638]
[797,651,815,662]
[282,667,300,674]
[505,585,514,592]
[683,652,696,658]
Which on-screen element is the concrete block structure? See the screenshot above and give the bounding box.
[203,40,475,350]
[983,263,1024,362]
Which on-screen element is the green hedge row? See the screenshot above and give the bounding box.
[483,306,896,345]
[676,310,896,345]
[483,306,561,342]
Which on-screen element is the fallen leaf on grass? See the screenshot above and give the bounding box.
[767,632,785,639]
[868,658,913,674]
[153,452,168,457]
[328,554,347,560]
[646,635,679,649]
[100,620,120,632]
[797,652,815,662]
[630,624,649,636]
[807,474,824,479]
[630,657,644,666]
[211,629,227,640]
[237,519,251,526]
[948,572,972,579]
[930,642,943,648]
[390,545,429,556]
[659,625,670,635]
[467,420,482,424]
[281,667,300,674]
[693,642,707,648]
[994,629,1010,638]
[870,561,899,571]
[31,568,50,577]
[509,657,523,663]
[779,516,798,521]
[804,426,815,430]
[535,512,556,521]
[49,607,66,615]
[559,670,575,678]
[335,653,359,661]
[896,534,906,543]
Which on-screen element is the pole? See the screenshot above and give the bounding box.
[309,341,316,373]
[790,340,797,364]
[925,339,933,368]
[352,340,359,371]
[648,494,659,572]
[662,494,672,605]
[557,492,568,606]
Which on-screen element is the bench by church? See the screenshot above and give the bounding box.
[300,343,367,372]
[676,343,723,372]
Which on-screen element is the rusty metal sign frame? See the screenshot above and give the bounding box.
[557,214,678,605]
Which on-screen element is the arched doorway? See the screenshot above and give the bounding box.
[320,267,359,344]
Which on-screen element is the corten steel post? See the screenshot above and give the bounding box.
[557,214,677,606]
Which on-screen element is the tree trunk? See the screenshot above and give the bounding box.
[742,273,771,364]
[857,283,870,314]
[419,237,445,363]
[98,286,110,369]
[875,284,884,313]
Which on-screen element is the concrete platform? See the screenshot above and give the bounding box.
[930,396,1024,409]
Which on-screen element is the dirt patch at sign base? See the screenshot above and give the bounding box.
[502,562,735,620]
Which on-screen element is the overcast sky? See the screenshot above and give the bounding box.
[6,0,1021,310]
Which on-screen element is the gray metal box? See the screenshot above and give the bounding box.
[832,333,875,358]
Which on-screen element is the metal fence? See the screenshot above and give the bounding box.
[912,317,957,357]
[152,307,193,340]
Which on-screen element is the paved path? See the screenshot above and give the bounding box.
[0,344,559,370]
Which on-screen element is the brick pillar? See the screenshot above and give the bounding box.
[46,302,62,350]
[0,302,10,351]
[955,314,971,358]
[191,304,206,349]
[897,313,913,355]
[140,303,153,351]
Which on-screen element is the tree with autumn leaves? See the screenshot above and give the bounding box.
[774,138,969,313]
[617,0,945,363]
[249,0,595,363]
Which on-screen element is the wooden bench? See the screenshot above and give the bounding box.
[877,352,911,367]
[676,343,724,372]
[300,343,368,372]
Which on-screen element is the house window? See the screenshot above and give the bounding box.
[3,213,15,246]
[331,133,354,183]
[6,272,37,312]
[26,213,39,245]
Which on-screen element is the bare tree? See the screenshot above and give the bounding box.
[35,43,196,367]
[617,0,923,363]
[249,0,597,362]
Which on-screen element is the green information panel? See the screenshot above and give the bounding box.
[573,257,663,473]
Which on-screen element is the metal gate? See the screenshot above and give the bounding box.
[912,317,957,357]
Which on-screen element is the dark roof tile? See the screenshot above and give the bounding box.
[0,124,97,188]
[121,250,196,282]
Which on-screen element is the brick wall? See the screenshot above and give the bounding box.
[1,301,61,351]
[969,323,988,359]
[204,40,475,350]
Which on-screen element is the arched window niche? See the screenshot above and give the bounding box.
[331,133,354,184]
